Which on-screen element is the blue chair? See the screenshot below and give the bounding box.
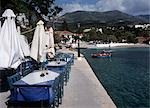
[6,73,21,106]
[61,54,72,82]
[46,66,65,105]
[25,61,34,71]
[50,69,65,103]
[54,52,72,84]
[21,61,36,77]
[56,53,72,83]
[67,53,74,65]
[22,69,31,77]
[49,77,60,108]
[58,72,65,104]
[7,73,21,89]
[15,60,34,77]
[25,57,39,70]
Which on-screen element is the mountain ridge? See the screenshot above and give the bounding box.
[59,10,149,25]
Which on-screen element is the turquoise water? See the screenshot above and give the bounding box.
[81,47,150,108]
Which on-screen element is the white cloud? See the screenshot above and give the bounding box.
[60,3,96,15]
[59,0,150,15]
[122,0,150,15]
[96,0,126,12]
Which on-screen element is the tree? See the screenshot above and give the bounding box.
[88,29,97,41]
[108,35,117,42]
[1,0,62,26]
[54,33,61,43]
[124,31,136,43]
[103,27,114,35]
[1,0,28,14]
[81,34,90,42]
[62,20,69,31]
[73,35,79,43]
[25,0,62,22]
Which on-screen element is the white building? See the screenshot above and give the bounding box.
[135,24,150,29]
[97,28,103,33]
[83,28,91,32]
[83,28,103,33]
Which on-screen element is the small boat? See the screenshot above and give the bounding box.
[91,50,112,58]
[103,50,113,53]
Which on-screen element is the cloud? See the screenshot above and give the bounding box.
[122,0,150,15]
[96,0,126,12]
[60,3,96,15]
[59,0,150,15]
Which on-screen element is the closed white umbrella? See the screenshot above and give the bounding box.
[17,26,21,35]
[19,35,30,57]
[0,9,24,69]
[0,21,1,32]
[30,20,48,62]
[17,26,30,57]
[45,30,51,48]
[49,27,55,55]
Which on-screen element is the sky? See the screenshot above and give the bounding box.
[55,0,150,15]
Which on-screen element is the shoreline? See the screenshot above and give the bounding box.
[72,42,150,49]
[80,42,150,49]
[96,43,150,48]
[112,43,150,48]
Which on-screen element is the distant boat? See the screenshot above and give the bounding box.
[91,50,112,58]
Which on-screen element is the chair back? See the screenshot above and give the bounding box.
[7,73,21,89]
[52,77,59,92]
[67,53,74,65]
[22,69,31,77]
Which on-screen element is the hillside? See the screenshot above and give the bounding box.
[136,15,150,22]
[58,10,149,30]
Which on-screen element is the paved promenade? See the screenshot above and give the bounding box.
[59,49,116,108]
[0,49,116,108]
[0,91,10,108]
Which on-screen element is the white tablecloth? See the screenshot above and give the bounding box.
[47,61,67,67]
[21,70,59,85]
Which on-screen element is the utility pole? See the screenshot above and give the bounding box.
[77,23,80,58]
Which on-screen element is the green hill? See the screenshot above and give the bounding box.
[136,15,150,22]
[58,10,149,30]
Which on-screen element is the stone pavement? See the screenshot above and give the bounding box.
[0,91,10,108]
[59,50,116,108]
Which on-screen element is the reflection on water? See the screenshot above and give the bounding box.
[81,47,150,108]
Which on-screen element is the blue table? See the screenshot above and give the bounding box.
[46,61,67,72]
[11,70,59,103]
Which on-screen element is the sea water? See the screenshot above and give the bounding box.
[81,47,150,108]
